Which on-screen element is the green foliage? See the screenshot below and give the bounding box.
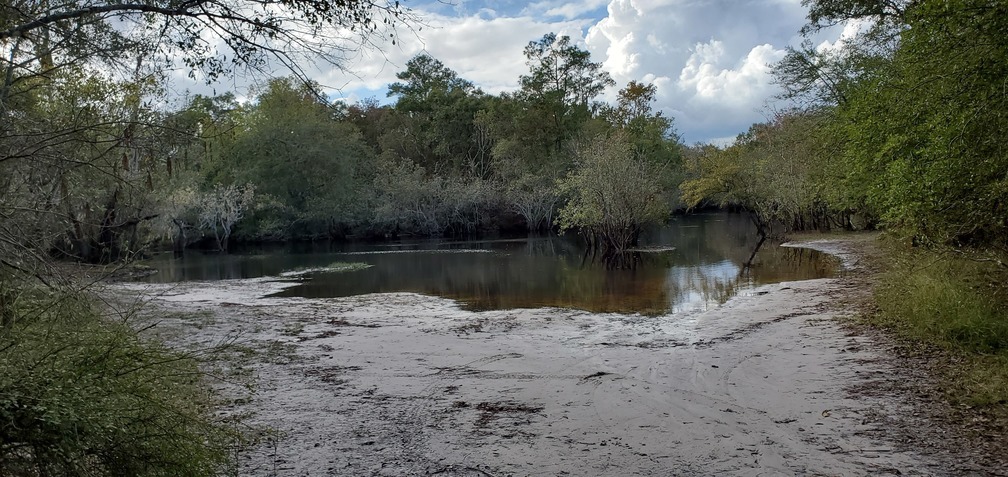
[557,131,670,252]
[836,0,1008,246]
[520,33,614,109]
[518,33,615,152]
[385,54,487,172]
[680,110,847,234]
[218,78,375,240]
[557,80,681,251]
[0,287,232,475]
[871,244,1008,405]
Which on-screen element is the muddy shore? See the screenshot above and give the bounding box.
[113,238,980,476]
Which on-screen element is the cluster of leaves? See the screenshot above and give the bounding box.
[835,0,1008,246]
[773,0,1007,247]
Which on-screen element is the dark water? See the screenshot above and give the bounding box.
[140,213,839,315]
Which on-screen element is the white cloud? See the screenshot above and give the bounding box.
[167,0,851,143]
[524,0,611,20]
[311,12,590,98]
[584,0,809,142]
[678,42,786,105]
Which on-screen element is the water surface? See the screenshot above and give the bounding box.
[140,213,839,314]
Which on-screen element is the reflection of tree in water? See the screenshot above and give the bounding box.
[148,213,839,315]
[665,261,743,312]
[744,246,839,283]
[581,249,644,270]
[521,235,582,259]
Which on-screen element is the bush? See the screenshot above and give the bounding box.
[0,286,232,476]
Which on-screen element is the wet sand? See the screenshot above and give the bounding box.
[114,239,955,476]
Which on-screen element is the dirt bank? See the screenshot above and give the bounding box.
[112,238,981,476]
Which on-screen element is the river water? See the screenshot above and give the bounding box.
[139,212,838,315]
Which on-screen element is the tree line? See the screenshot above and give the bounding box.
[4,31,684,264]
[686,0,1007,251]
[4,0,1004,264]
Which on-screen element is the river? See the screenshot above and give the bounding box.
[140,212,838,315]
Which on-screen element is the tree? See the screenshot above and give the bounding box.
[774,0,908,107]
[520,33,614,109]
[216,77,373,240]
[604,81,682,205]
[679,110,846,257]
[198,182,254,252]
[777,0,1008,246]
[557,131,670,264]
[385,53,486,173]
[388,54,479,110]
[835,0,1008,246]
[518,33,615,150]
[477,93,567,230]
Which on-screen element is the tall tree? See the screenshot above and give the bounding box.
[518,33,614,150]
[220,77,373,240]
[385,53,485,173]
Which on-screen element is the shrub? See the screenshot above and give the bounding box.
[0,286,232,476]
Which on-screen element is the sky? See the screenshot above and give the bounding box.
[172,0,844,145]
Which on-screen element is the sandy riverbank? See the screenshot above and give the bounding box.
[112,239,963,476]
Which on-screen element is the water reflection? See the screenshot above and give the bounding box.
[139,213,839,315]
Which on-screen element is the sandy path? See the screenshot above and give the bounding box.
[114,240,953,476]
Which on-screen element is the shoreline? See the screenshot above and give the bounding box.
[115,237,960,476]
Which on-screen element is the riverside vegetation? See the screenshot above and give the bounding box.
[1,0,1007,473]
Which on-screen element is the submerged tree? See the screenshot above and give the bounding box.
[558,131,670,265]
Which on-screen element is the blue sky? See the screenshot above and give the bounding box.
[173,0,848,145]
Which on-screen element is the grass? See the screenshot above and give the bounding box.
[869,240,1008,407]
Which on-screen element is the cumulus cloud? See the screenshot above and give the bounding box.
[315,12,591,97]
[168,0,846,143]
[584,0,809,143]
[679,41,786,111]
[524,0,611,20]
